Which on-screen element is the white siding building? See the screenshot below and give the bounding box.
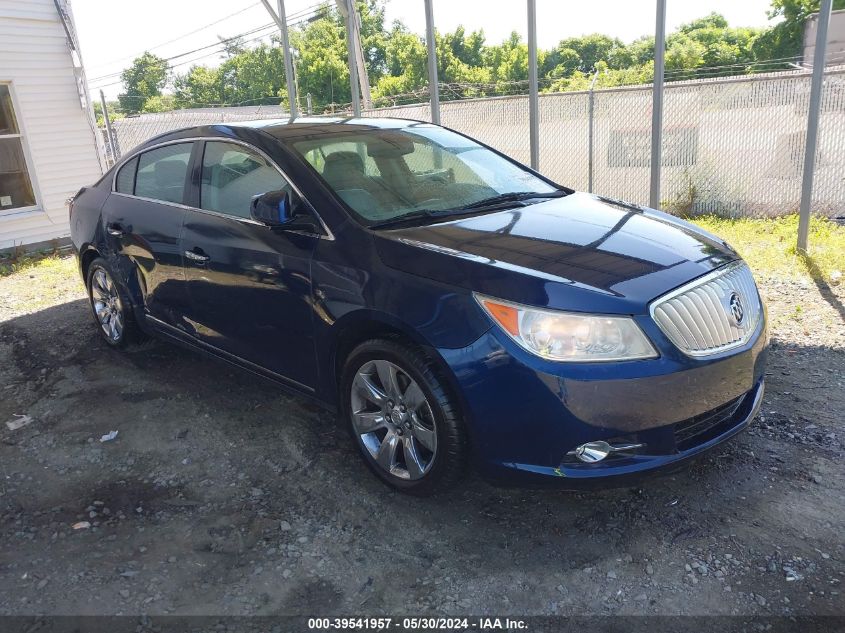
[0,0,104,251]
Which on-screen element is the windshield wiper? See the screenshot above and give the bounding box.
[369,209,441,230]
[457,189,569,211]
[368,189,570,230]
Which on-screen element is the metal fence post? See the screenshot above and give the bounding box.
[424,0,440,125]
[649,0,666,209]
[99,89,119,163]
[527,0,539,171]
[798,0,833,252]
[259,0,298,118]
[587,69,599,193]
[344,0,361,116]
[277,0,297,118]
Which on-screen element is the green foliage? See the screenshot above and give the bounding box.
[118,52,169,113]
[542,34,627,77]
[752,0,845,63]
[114,0,835,114]
[173,65,225,107]
[92,100,124,127]
[141,94,177,113]
[665,12,761,78]
[693,214,845,281]
[290,13,349,111]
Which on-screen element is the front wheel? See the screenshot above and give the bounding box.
[340,339,468,495]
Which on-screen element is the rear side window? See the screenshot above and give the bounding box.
[115,156,138,194]
[134,143,193,204]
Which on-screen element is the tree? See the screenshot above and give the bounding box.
[290,13,350,110]
[173,65,225,108]
[374,25,428,104]
[667,13,759,78]
[217,43,288,106]
[141,94,177,113]
[220,35,247,59]
[542,34,626,78]
[122,1,839,112]
[753,0,845,63]
[118,52,169,113]
[92,99,124,127]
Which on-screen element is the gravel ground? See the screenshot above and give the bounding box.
[0,256,843,617]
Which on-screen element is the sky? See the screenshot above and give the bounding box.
[73,0,779,100]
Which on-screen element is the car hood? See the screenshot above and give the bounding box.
[374,192,738,314]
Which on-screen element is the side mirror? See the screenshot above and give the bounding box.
[249,189,321,234]
[250,190,293,227]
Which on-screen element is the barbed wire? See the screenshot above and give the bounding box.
[96,53,845,118]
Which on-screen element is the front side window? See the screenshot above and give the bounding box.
[135,143,193,204]
[201,141,288,219]
[0,84,37,212]
[291,124,557,225]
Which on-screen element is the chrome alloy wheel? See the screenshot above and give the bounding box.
[350,359,438,480]
[90,268,124,342]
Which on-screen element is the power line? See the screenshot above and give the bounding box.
[89,2,327,84]
[92,11,322,90]
[88,22,276,83]
[87,1,263,71]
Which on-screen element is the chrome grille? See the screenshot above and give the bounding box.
[650,262,762,357]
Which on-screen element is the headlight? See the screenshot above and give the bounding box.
[475,294,658,362]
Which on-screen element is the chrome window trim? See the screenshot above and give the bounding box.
[110,136,334,240]
[648,260,762,358]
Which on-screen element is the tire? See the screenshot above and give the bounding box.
[85,257,145,349]
[340,338,468,495]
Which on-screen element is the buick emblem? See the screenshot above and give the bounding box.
[728,292,744,326]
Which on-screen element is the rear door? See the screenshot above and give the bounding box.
[102,141,196,326]
[179,140,320,389]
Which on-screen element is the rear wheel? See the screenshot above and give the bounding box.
[86,258,143,348]
[340,339,468,495]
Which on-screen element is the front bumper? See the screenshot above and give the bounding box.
[438,313,768,488]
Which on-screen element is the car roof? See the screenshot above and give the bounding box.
[242,116,432,140]
[135,116,432,152]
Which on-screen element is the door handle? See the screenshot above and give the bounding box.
[107,222,127,237]
[184,248,210,263]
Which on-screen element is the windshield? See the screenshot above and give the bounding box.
[291,124,559,226]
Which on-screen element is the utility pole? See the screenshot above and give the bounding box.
[259,0,297,118]
[99,89,119,163]
[798,0,833,252]
[649,0,666,209]
[527,0,539,171]
[587,68,600,193]
[424,0,440,124]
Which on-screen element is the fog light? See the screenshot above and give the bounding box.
[568,440,645,463]
[573,441,612,463]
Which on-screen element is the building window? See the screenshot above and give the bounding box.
[0,84,37,212]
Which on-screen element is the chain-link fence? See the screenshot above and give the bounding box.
[105,67,845,218]
[109,105,290,158]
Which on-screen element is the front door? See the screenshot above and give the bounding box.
[179,140,319,389]
[102,141,196,325]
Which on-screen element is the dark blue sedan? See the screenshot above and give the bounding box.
[69,118,767,494]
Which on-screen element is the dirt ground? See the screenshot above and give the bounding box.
[0,255,843,617]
